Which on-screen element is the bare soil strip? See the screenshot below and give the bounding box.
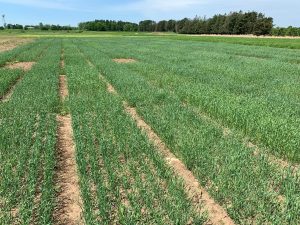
[5,62,36,71]
[106,83,116,94]
[59,75,69,101]
[123,103,234,225]
[113,58,136,63]
[54,72,84,224]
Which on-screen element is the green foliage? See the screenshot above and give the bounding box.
[1,35,300,224]
[175,11,273,35]
[272,26,300,36]
[74,37,300,224]
[63,40,206,224]
[79,20,138,32]
[0,39,60,224]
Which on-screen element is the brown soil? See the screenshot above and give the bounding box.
[61,60,65,70]
[113,58,136,63]
[54,74,83,224]
[5,62,36,71]
[0,38,32,52]
[55,115,84,225]
[107,83,116,94]
[59,75,69,100]
[123,103,235,225]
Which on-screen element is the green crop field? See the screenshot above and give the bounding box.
[0,34,299,225]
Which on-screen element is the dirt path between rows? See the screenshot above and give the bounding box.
[54,72,84,224]
[59,75,69,100]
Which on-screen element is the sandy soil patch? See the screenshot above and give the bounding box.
[5,62,35,71]
[55,115,84,225]
[0,38,33,52]
[54,73,84,224]
[113,58,137,63]
[107,83,116,94]
[59,75,69,100]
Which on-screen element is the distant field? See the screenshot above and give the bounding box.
[1,30,300,49]
[0,35,299,224]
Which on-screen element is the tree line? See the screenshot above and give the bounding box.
[79,11,274,35]
[0,23,76,30]
[2,11,299,36]
[78,20,138,32]
[272,26,300,36]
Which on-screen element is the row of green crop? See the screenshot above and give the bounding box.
[78,37,300,162]
[74,37,300,224]
[0,39,60,224]
[63,39,207,224]
[0,39,40,66]
[0,68,23,97]
[166,35,300,50]
[0,39,51,98]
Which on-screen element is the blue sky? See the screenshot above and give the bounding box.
[0,0,299,27]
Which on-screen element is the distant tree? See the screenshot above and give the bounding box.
[156,20,167,32]
[139,20,156,32]
[176,18,190,33]
[123,23,138,32]
[6,24,23,29]
[253,14,273,35]
[79,20,138,32]
[166,20,176,32]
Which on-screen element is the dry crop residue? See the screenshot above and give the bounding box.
[113,58,136,63]
[54,71,84,224]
